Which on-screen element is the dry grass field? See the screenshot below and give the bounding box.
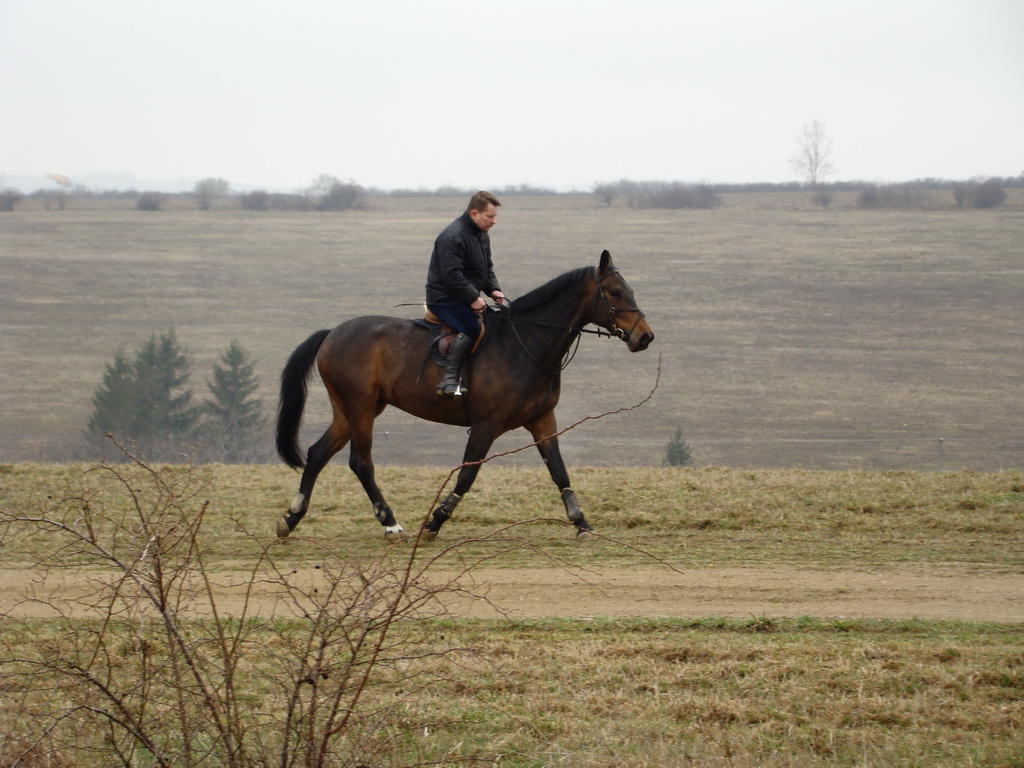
[2,190,1023,470]
[3,190,1023,766]
[1,461,1022,767]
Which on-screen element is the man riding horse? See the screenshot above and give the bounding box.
[275,189,655,540]
[425,191,507,396]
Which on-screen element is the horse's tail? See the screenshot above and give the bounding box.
[276,329,331,469]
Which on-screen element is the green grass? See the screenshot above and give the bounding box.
[2,463,1022,570]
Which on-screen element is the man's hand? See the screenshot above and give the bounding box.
[490,290,506,306]
[470,297,487,312]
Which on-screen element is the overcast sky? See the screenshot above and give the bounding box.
[2,0,1021,193]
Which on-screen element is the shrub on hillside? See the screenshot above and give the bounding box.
[194,177,230,210]
[136,191,164,211]
[971,179,1008,209]
[857,184,917,209]
[593,183,618,206]
[812,184,834,208]
[268,192,311,211]
[239,189,270,211]
[631,182,720,210]
[0,188,25,212]
[953,179,1008,209]
[317,181,367,211]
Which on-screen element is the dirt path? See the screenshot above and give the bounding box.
[436,564,1023,623]
[3,565,1021,623]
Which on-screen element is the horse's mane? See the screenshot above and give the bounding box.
[510,266,592,317]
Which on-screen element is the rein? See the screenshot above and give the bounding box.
[506,309,583,375]
[495,266,647,375]
[497,314,618,337]
[496,267,645,336]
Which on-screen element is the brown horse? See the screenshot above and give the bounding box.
[275,250,654,540]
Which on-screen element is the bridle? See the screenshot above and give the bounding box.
[592,266,646,345]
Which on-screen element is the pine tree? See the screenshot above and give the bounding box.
[134,330,198,439]
[86,350,137,444]
[665,427,694,467]
[85,330,198,459]
[201,340,266,462]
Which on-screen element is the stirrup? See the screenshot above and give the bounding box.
[438,378,468,397]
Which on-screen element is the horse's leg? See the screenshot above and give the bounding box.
[421,425,499,541]
[346,407,404,538]
[526,413,593,537]
[277,412,350,538]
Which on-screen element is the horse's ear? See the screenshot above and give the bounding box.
[598,249,614,275]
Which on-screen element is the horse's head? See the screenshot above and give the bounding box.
[592,250,655,352]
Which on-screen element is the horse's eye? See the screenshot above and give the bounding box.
[610,289,622,298]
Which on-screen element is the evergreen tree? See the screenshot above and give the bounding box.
[86,350,137,443]
[665,427,694,467]
[134,330,198,439]
[85,330,198,459]
[201,340,266,462]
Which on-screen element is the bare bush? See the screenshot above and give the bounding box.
[0,188,24,212]
[0,375,661,765]
[593,183,618,207]
[857,184,919,210]
[630,182,721,210]
[953,178,1008,209]
[267,192,310,211]
[194,178,230,211]
[811,184,834,208]
[237,191,313,215]
[491,183,556,196]
[30,188,69,211]
[0,443,490,767]
[238,190,269,211]
[136,192,165,212]
[952,182,969,208]
[970,179,1008,209]
[317,181,367,212]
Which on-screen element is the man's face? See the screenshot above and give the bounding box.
[470,203,498,232]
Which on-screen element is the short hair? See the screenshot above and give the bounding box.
[467,190,501,213]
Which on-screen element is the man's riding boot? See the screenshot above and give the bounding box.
[438,332,473,396]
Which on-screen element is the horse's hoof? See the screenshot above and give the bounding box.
[574,527,594,541]
[276,517,293,539]
[419,528,439,543]
[384,524,405,541]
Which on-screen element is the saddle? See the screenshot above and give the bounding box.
[414,306,488,366]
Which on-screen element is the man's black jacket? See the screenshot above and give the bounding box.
[425,211,501,305]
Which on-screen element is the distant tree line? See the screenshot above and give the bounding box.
[853,178,1011,210]
[238,175,370,212]
[593,180,722,209]
[87,331,268,463]
[4,175,1020,213]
